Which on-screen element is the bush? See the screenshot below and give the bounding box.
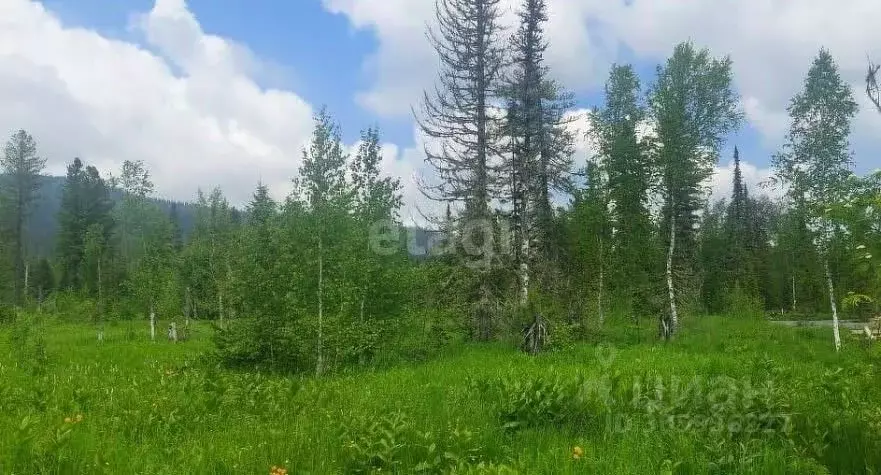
[725,284,764,320]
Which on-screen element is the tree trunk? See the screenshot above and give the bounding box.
[217,290,224,330]
[824,258,841,352]
[791,274,797,312]
[23,262,29,302]
[664,208,678,340]
[97,260,103,320]
[316,238,325,376]
[149,302,156,341]
[519,231,530,307]
[184,286,191,328]
[598,235,605,326]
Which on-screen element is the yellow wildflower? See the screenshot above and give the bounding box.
[572,445,584,460]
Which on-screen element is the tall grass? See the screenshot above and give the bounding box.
[1,316,879,473]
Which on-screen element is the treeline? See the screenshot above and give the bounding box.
[1,0,880,370]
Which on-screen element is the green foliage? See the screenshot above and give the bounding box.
[1,129,47,304]
[1,317,880,473]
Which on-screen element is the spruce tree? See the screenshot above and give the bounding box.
[57,158,114,292]
[417,0,505,224]
[417,0,507,340]
[0,130,46,305]
[504,0,574,302]
[592,64,655,316]
[725,147,756,294]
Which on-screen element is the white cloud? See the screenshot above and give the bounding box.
[325,0,881,171]
[709,160,780,205]
[0,0,314,205]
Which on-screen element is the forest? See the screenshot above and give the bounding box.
[2,0,881,473]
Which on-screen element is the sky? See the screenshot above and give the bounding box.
[1,0,880,225]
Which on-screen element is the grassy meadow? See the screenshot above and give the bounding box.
[1,316,881,474]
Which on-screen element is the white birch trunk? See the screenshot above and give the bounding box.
[598,235,605,326]
[518,210,530,307]
[519,242,530,306]
[316,238,324,376]
[97,260,103,318]
[665,210,678,339]
[184,286,191,328]
[149,302,156,341]
[791,275,797,312]
[823,258,841,352]
[169,322,178,343]
[23,263,29,300]
[217,291,224,330]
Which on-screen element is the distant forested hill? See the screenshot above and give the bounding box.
[24,175,439,259]
[25,175,198,258]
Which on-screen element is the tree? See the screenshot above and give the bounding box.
[649,42,742,339]
[724,147,758,295]
[772,48,858,351]
[0,130,46,305]
[350,127,404,322]
[57,158,114,293]
[867,61,881,114]
[28,258,54,306]
[417,0,508,340]
[114,160,154,274]
[299,108,352,375]
[504,0,575,295]
[565,161,611,325]
[169,202,184,252]
[417,0,506,224]
[592,64,656,317]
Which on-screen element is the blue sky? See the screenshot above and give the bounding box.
[42,0,772,166]
[1,0,879,213]
[43,0,400,142]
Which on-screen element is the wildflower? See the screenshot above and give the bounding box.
[76,414,83,422]
[64,417,72,424]
[572,445,584,460]
[270,465,288,475]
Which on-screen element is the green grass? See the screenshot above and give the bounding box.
[2,316,880,474]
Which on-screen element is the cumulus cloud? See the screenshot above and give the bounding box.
[709,160,780,205]
[0,0,314,205]
[324,0,881,172]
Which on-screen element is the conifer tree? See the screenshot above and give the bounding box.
[592,64,655,316]
[57,158,114,292]
[0,130,46,305]
[417,0,506,223]
[417,0,507,340]
[504,0,575,302]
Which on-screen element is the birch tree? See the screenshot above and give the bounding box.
[350,127,403,322]
[649,42,741,340]
[773,48,858,352]
[299,108,351,375]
